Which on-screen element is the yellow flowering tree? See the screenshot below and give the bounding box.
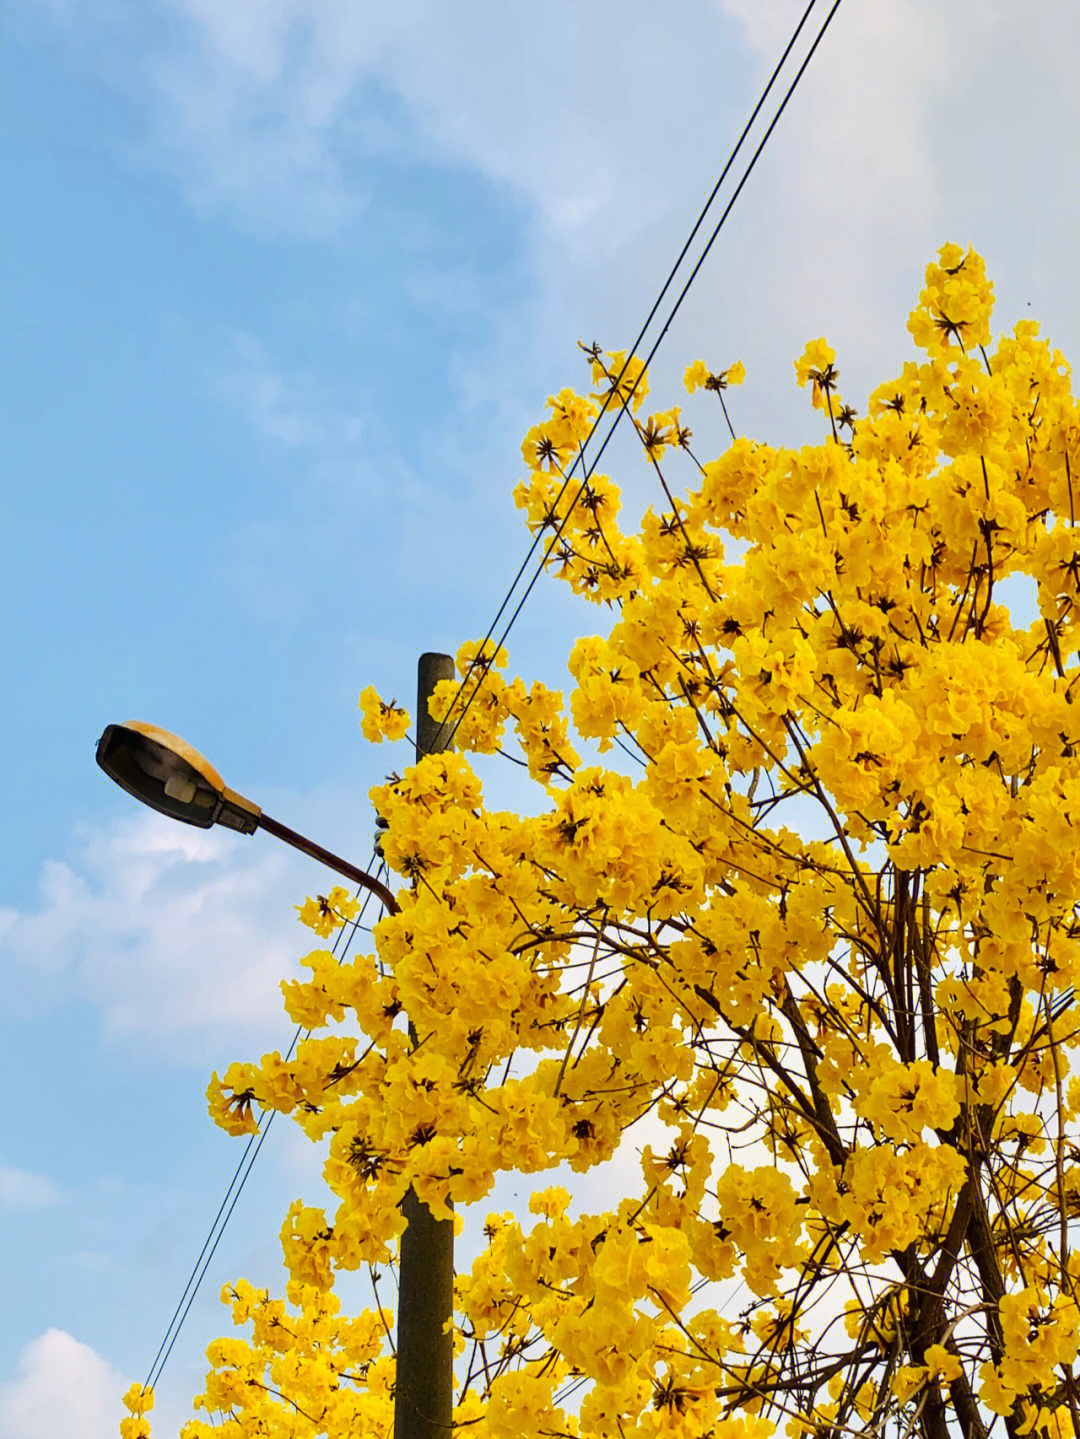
[125,246,1080,1439]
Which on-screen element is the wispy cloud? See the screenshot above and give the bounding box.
[216,331,421,503]
[26,1,744,244]
[23,0,1079,418]
[207,328,441,626]
[0,1166,62,1210]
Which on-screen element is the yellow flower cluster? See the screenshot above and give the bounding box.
[135,248,1080,1439]
[120,1383,153,1439]
[357,685,410,744]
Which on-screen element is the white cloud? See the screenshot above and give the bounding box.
[65,1251,111,1272]
[29,1,744,245]
[216,331,422,504]
[222,332,334,450]
[206,329,446,626]
[0,1166,61,1210]
[0,808,351,1062]
[0,1331,125,1439]
[23,0,1080,426]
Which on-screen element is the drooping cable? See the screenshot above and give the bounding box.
[140,860,384,1396]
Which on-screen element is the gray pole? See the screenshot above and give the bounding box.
[394,652,456,1439]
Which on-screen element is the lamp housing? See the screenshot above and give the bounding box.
[95,722,261,834]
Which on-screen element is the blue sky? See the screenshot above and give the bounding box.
[3,2,1080,1434]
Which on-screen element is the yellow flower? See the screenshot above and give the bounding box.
[924,1344,963,1384]
[486,1373,564,1439]
[528,1185,572,1219]
[892,1364,926,1403]
[684,358,745,394]
[591,348,650,412]
[858,1059,961,1143]
[122,1384,154,1417]
[684,359,710,393]
[358,684,410,743]
[295,892,348,938]
[794,337,837,409]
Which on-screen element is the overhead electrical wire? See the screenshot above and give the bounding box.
[144,1100,276,1394]
[140,862,384,1396]
[440,0,843,751]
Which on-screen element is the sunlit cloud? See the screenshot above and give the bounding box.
[0,1330,125,1439]
[0,810,321,1062]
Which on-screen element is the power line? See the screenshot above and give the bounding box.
[440,0,842,750]
[445,0,822,724]
[578,0,849,590]
[141,863,383,1396]
[144,1102,277,1392]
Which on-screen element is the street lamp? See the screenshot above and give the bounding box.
[98,654,455,1439]
[95,721,397,914]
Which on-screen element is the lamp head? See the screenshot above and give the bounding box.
[96,722,260,833]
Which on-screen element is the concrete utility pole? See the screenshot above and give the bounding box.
[394,652,456,1439]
